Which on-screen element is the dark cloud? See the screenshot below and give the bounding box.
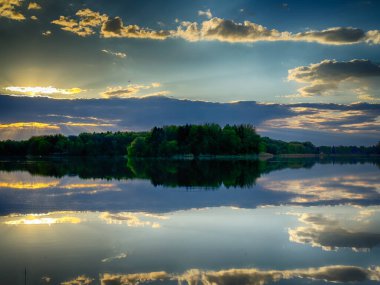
[174,17,380,45]
[289,213,380,251]
[0,95,379,145]
[100,16,171,39]
[295,27,367,45]
[288,59,380,98]
[101,17,123,36]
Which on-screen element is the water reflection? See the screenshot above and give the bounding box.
[0,158,379,284]
[0,206,379,284]
[95,265,380,284]
[0,157,379,214]
[288,208,380,252]
[60,265,380,284]
[0,156,378,187]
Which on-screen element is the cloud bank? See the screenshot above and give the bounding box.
[289,213,380,251]
[288,59,380,99]
[64,265,380,285]
[101,83,163,98]
[0,95,379,145]
[50,8,380,46]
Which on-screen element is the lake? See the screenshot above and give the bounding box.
[0,157,379,285]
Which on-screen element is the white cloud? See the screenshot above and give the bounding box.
[101,252,128,263]
[100,82,165,98]
[42,30,52,36]
[99,212,165,228]
[101,49,127,58]
[4,86,85,98]
[198,9,212,19]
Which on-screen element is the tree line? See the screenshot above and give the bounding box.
[0,124,379,157]
[2,156,378,188]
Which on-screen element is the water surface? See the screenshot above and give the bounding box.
[0,157,379,284]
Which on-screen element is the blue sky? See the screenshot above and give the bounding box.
[0,0,379,143]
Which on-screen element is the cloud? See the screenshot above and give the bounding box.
[27,2,41,10]
[4,212,81,225]
[289,213,380,251]
[0,180,60,190]
[61,275,94,285]
[0,95,378,145]
[366,30,380,44]
[100,17,171,39]
[259,173,380,204]
[75,8,107,27]
[49,8,380,46]
[41,276,51,283]
[42,30,51,36]
[262,105,380,134]
[288,59,380,98]
[101,252,128,263]
[100,83,163,98]
[174,17,285,42]
[174,17,380,45]
[96,265,380,284]
[52,9,108,37]
[198,9,212,19]
[101,49,127,58]
[101,272,169,285]
[99,212,166,228]
[51,16,95,37]
[0,121,59,130]
[0,0,25,20]
[4,86,85,98]
[62,122,114,127]
[293,27,367,45]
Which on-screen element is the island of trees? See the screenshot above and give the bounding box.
[0,124,379,157]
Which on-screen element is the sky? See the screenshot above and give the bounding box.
[0,0,379,144]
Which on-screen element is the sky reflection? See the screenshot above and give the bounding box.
[0,158,379,214]
[0,206,379,284]
[0,159,379,284]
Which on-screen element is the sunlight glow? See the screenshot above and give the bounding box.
[5,215,81,225]
[0,122,60,130]
[5,86,84,96]
[0,181,60,190]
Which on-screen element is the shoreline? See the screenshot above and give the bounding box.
[0,153,379,161]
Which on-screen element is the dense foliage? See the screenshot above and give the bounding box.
[0,124,378,157]
[127,124,262,157]
[0,132,140,156]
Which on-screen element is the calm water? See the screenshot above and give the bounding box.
[0,157,379,285]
